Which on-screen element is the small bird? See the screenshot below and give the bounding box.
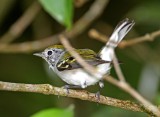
[34,18,135,92]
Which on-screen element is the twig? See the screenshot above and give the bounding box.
[92,24,160,116]
[119,30,160,48]
[0,0,159,115]
[0,35,60,53]
[59,35,101,78]
[105,76,160,116]
[89,29,109,43]
[0,1,41,43]
[0,81,146,113]
[0,0,109,53]
[112,51,126,81]
[107,50,160,116]
[59,35,160,116]
[66,0,109,38]
[89,29,160,48]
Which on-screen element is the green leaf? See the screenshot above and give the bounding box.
[39,0,73,29]
[31,105,74,117]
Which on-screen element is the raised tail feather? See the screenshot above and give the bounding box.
[98,18,135,61]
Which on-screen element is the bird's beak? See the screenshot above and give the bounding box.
[33,52,43,58]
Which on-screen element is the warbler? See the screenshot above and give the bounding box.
[34,18,135,92]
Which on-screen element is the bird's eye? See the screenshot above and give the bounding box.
[47,50,53,55]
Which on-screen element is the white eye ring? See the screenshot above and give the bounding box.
[47,50,53,55]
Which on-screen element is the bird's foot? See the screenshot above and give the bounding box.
[95,91,101,101]
[63,85,70,94]
[62,85,82,95]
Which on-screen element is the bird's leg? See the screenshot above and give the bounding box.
[63,85,82,94]
[99,80,104,88]
[95,80,104,101]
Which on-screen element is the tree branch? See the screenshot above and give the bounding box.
[0,1,41,43]
[112,51,126,81]
[89,29,160,48]
[66,0,109,38]
[89,29,160,116]
[111,51,160,116]
[0,0,109,53]
[59,35,100,78]
[0,81,145,113]
[59,35,160,116]
[104,75,160,117]
[0,35,60,53]
[0,0,159,116]
[119,30,160,48]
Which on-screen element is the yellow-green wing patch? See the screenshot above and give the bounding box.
[56,49,111,71]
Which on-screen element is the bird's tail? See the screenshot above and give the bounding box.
[98,18,135,61]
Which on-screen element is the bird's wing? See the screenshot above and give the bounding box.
[56,49,111,71]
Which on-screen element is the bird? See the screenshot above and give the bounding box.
[34,18,135,94]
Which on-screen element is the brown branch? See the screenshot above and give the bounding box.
[0,0,109,53]
[0,35,60,53]
[89,29,160,48]
[119,30,160,48]
[108,49,160,116]
[0,1,41,43]
[59,35,100,78]
[108,50,160,116]
[0,0,159,115]
[105,76,160,117]
[67,0,109,38]
[59,35,160,116]
[0,81,145,113]
[89,29,109,43]
[112,51,126,81]
[90,26,160,115]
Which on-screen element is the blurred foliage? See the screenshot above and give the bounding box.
[91,107,147,117]
[128,1,160,26]
[0,0,160,117]
[31,105,74,117]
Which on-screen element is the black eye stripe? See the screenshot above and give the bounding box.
[47,50,53,55]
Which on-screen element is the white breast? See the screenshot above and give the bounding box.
[55,63,111,88]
